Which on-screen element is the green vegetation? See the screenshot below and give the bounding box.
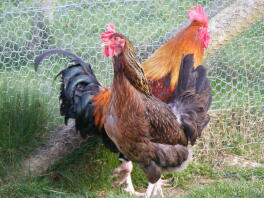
[181,167,264,198]
[0,0,263,197]
[0,159,263,197]
[0,72,60,178]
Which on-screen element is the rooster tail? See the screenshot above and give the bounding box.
[34,49,92,73]
[34,49,104,137]
[170,54,211,145]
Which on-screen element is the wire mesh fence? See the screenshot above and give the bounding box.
[0,0,263,163]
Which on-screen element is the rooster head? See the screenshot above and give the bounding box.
[188,5,210,48]
[101,24,125,57]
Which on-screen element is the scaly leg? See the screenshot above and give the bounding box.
[145,178,164,198]
[112,159,133,186]
[112,159,143,196]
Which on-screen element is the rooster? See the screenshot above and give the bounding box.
[144,5,210,102]
[101,30,211,197]
[34,5,210,194]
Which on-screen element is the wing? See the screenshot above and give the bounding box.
[145,97,188,146]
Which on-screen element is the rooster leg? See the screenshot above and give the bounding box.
[145,178,164,198]
[112,159,133,185]
[112,159,143,195]
[124,174,144,196]
[123,173,136,194]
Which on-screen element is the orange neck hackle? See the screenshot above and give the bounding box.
[142,5,209,92]
[92,88,110,128]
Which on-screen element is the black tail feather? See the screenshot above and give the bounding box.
[34,49,127,158]
[170,54,211,145]
[34,49,88,71]
[194,66,212,111]
[34,50,101,137]
[176,54,194,93]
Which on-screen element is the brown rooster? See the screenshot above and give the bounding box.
[97,4,210,190]
[101,30,211,197]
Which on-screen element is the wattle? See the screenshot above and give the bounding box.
[198,27,210,49]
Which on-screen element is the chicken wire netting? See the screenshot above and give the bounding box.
[0,0,263,163]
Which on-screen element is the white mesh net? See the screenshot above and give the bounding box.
[0,0,263,163]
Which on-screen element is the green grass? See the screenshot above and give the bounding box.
[0,161,263,197]
[0,72,60,179]
[182,180,264,198]
[0,0,263,197]
[181,167,264,198]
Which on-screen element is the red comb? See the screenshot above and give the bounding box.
[100,24,117,57]
[101,24,116,41]
[188,5,208,25]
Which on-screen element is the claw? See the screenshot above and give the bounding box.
[111,160,144,196]
[160,177,173,187]
[111,160,133,186]
[124,188,144,197]
[123,175,144,197]
[112,171,130,186]
[111,160,137,189]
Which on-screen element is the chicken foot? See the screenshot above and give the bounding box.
[111,159,144,196]
[145,178,164,198]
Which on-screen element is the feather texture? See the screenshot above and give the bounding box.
[143,5,209,94]
[142,22,205,92]
[169,54,211,145]
[34,50,119,155]
[103,34,196,186]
